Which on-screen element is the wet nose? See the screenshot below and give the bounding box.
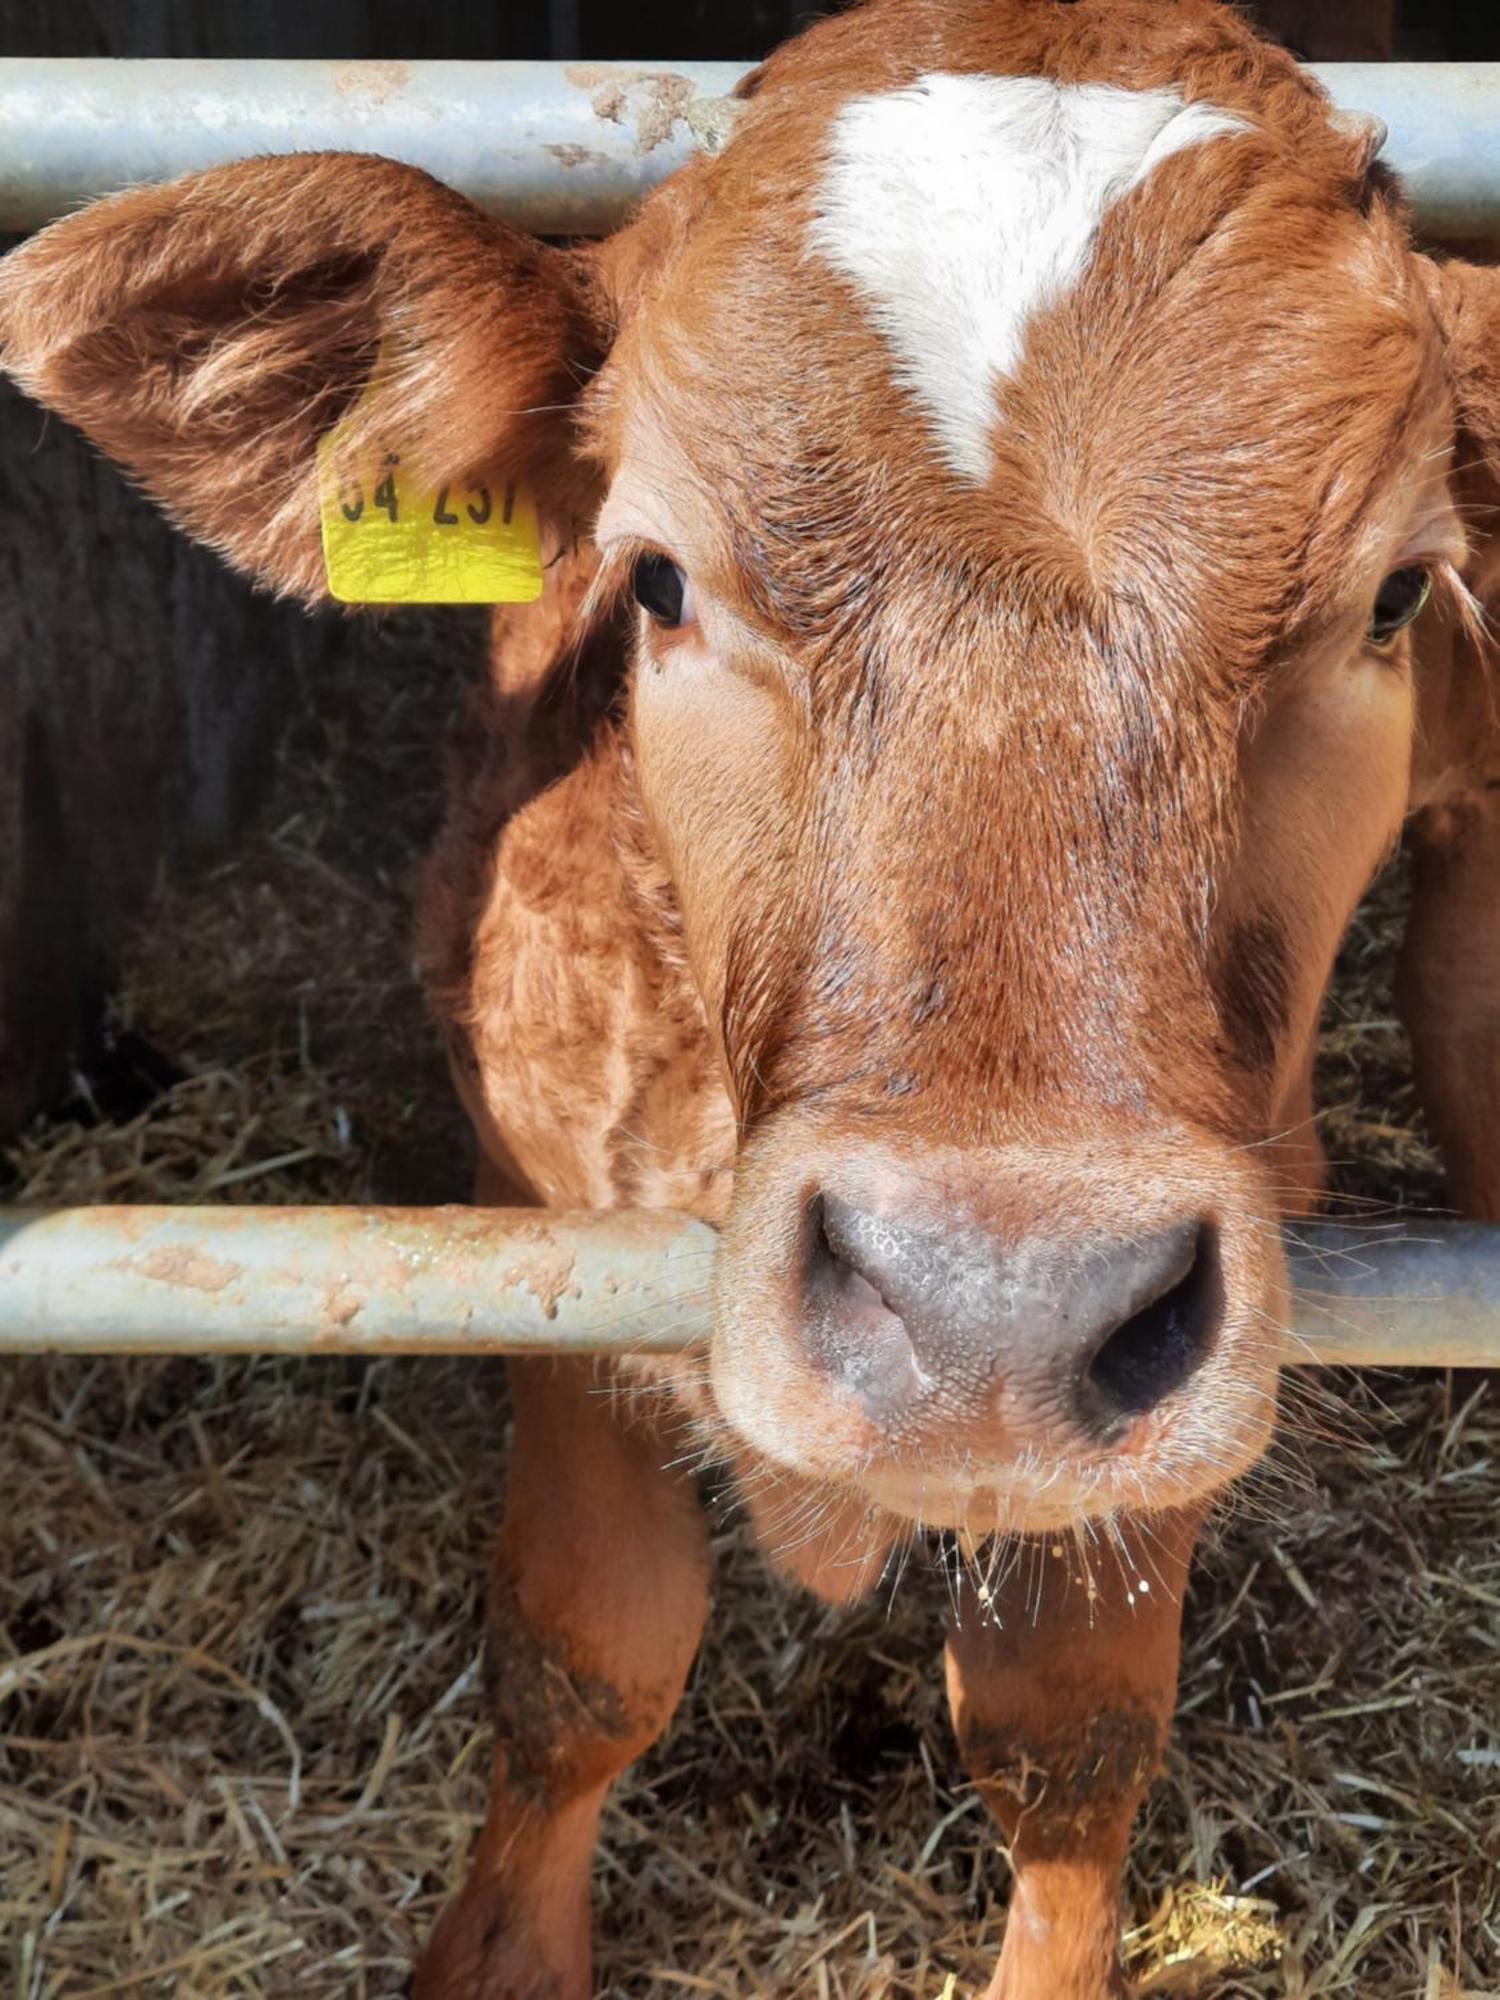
[802,1193,1220,1432]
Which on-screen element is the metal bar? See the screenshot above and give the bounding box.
[0,58,747,237]
[1,1205,1498,1365]
[1283,1219,1500,1368]
[0,60,1495,239]
[1309,63,1500,240]
[0,1205,717,1356]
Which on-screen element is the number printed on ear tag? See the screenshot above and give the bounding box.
[316,423,544,605]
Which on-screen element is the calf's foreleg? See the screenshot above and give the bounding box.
[414,1357,709,2000]
[945,1510,1201,2000]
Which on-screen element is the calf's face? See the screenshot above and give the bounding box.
[0,0,1494,1539]
[590,59,1464,1530]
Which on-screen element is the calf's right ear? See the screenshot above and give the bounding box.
[0,153,607,603]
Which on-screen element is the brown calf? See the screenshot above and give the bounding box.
[3,2,1498,1993]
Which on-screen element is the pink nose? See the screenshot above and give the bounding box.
[801,1192,1221,1434]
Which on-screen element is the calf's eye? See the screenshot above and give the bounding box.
[1367,566,1432,648]
[631,551,690,628]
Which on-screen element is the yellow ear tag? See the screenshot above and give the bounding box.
[316,421,544,605]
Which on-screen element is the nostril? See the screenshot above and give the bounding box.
[811,1192,895,1312]
[802,1191,924,1413]
[1083,1221,1221,1422]
[806,1192,895,1320]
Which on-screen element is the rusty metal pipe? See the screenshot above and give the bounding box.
[0,60,1495,238]
[1,1206,1499,1366]
[0,58,747,237]
[0,1205,717,1356]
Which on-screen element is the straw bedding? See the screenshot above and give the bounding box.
[1,609,1496,1997]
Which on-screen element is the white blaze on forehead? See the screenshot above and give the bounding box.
[809,73,1249,483]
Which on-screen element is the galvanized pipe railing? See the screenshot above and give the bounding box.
[2,1206,1498,1366]
[0,59,747,236]
[0,1206,717,1356]
[0,61,1497,237]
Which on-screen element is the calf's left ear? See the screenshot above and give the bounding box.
[0,153,608,603]
[1420,255,1500,599]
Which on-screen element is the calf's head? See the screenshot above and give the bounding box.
[4,0,1498,1535]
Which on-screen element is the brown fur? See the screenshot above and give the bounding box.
[4,3,1500,1993]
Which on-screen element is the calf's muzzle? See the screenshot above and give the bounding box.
[804,1192,1222,1434]
[713,1124,1283,1528]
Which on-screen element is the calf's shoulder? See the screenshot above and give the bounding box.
[419,548,735,1218]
